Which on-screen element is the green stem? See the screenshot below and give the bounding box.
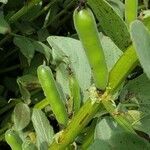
[34,98,49,109]
[49,99,101,150]
[107,45,138,94]
[49,44,139,149]
[125,0,138,26]
[81,118,98,149]
[8,0,42,23]
[29,0,57,21]
[101,94,136,134]
[102,45,138,133]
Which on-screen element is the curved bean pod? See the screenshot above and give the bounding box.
[5,129,22,150]
[37,65,68,126]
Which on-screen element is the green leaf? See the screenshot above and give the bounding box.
[17,77,31,104]
[17,74,40,104]
[143,0,149,8]
[14,21,35,35]
[47,36,122,101]
[100,35,123,72]
[47,36,91,94]
[128,110,150,136]
[88,139,110,150]
[91,117,150,150]
[120,74,150,113]
[107,0,124,18]
[0,0,8,4]
[0,12,10,34]
[32,41,52,63]
[23,54,44,75]
[32,109,54,150]
[17,74,40,91]
[56,63,70,96]
[14,36,35,64]
[120,74,150,134]
[37,28,50,42]
[22,140,37,150]
[13,102,30,131]
[87,0,131,51]
[130,20,150,79]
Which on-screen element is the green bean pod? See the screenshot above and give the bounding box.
[69,73,81,114]
[73,7,108,90]
[37,65,68,126]
[5,129,23,150]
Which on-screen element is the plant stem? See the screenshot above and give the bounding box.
[97,45,138,134]
[29,0,57,21]
[49,44,138,149]
[107,45,138,94]
[101,94,136,133]
[125,0,138,26]
[49,99,101,150]
[34,98,49,109]
[8,0,42,23]
[81,118,98,149]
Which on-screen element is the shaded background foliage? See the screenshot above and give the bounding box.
[0,0,150,149]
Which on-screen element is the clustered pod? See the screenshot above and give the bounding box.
[5,129,23,150]
[37,65,68,126]
[69,72,81,114]
[73,6,108,90]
